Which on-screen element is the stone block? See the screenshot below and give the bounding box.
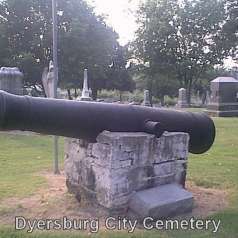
[64,131,190,213]
[129,183,193,218]
[175,160,187,187]
[153,132,189,163]
[152,162,176,186]
[94,132,155,169]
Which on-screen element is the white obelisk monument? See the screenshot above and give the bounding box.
[79,69,92,101]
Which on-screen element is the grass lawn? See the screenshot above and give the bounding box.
[0,116,238,238]
[0,133,64,200]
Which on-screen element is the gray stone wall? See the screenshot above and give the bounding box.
[65,131,189,210]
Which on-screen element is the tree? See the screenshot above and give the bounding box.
[134,0,238,104]
[222,0,238,59]
[131,64,179,105]
[56,0,119,99]
[0,0,120,98]
[106,44,135,100]
[0,23,10,66]
[0,0,54,89]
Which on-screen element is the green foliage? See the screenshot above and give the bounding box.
[98,89,163,104]
[0,0,52,84]
[222,0,238,58]
[106,45,135,96]
[163,95,177,106]
[131,65,179,103]
[193,66,235,98]
[0,0,133,98]
[133,0,238,103]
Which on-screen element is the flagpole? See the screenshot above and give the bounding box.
[52,0,60,174]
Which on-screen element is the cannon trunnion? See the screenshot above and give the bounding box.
[0,91,215,154]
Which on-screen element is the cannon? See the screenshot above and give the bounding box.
[0,90,215,154]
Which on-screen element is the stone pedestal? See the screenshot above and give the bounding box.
[65,131,192,217]
[79,69,92,101]
[206,77,238,117]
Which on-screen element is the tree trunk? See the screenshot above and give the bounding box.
[67,89,73,100]
[119,91,123,101]
[74,88,78,98]
[148,79,153,107]
[201,89,207,105]
[186,79,192,106]
[92,89,97,101]
[149,91,153,107]
[160,95,165,106]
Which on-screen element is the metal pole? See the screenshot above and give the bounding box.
[52,0,60,174]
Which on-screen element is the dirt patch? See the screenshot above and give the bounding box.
[0,171,108,226]
[186,181,229,218]
[0,172,229,226]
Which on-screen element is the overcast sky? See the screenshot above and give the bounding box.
[87,0,141,45]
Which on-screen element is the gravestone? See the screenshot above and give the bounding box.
[65,131,193,218]
[79,69,92,101]
[206,77,238,117]
[177,88,188,108]
[141,90,152,107]
[42,61,55,98]
[205,90,211,105]
[0,67,23,95]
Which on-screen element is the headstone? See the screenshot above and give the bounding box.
[207,90,211,105]
[42,61,55,98]
[177,88,188,108]
[65,131,192,217]
[141,90,152,107]
[79,69,92,101]
[0,67,23,95]
[205,77,238,117]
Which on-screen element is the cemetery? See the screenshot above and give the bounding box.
[0,66,237,238]
[0,0,237,238]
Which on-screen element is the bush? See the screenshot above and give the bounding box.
[98,90,163,105]
[164,95,177,107]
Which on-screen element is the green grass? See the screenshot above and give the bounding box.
[189,118,238,191]
[185,107,205,113]
[172,117,238,238]
[0,133,64,200]
[0,116,238,237]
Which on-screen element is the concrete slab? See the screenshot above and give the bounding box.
[129,183,193,219]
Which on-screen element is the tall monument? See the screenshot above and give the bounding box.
[79,69,92,101]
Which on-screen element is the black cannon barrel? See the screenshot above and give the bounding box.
[0,91,215,154]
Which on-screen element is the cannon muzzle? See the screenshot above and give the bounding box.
[0,91,215,154]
